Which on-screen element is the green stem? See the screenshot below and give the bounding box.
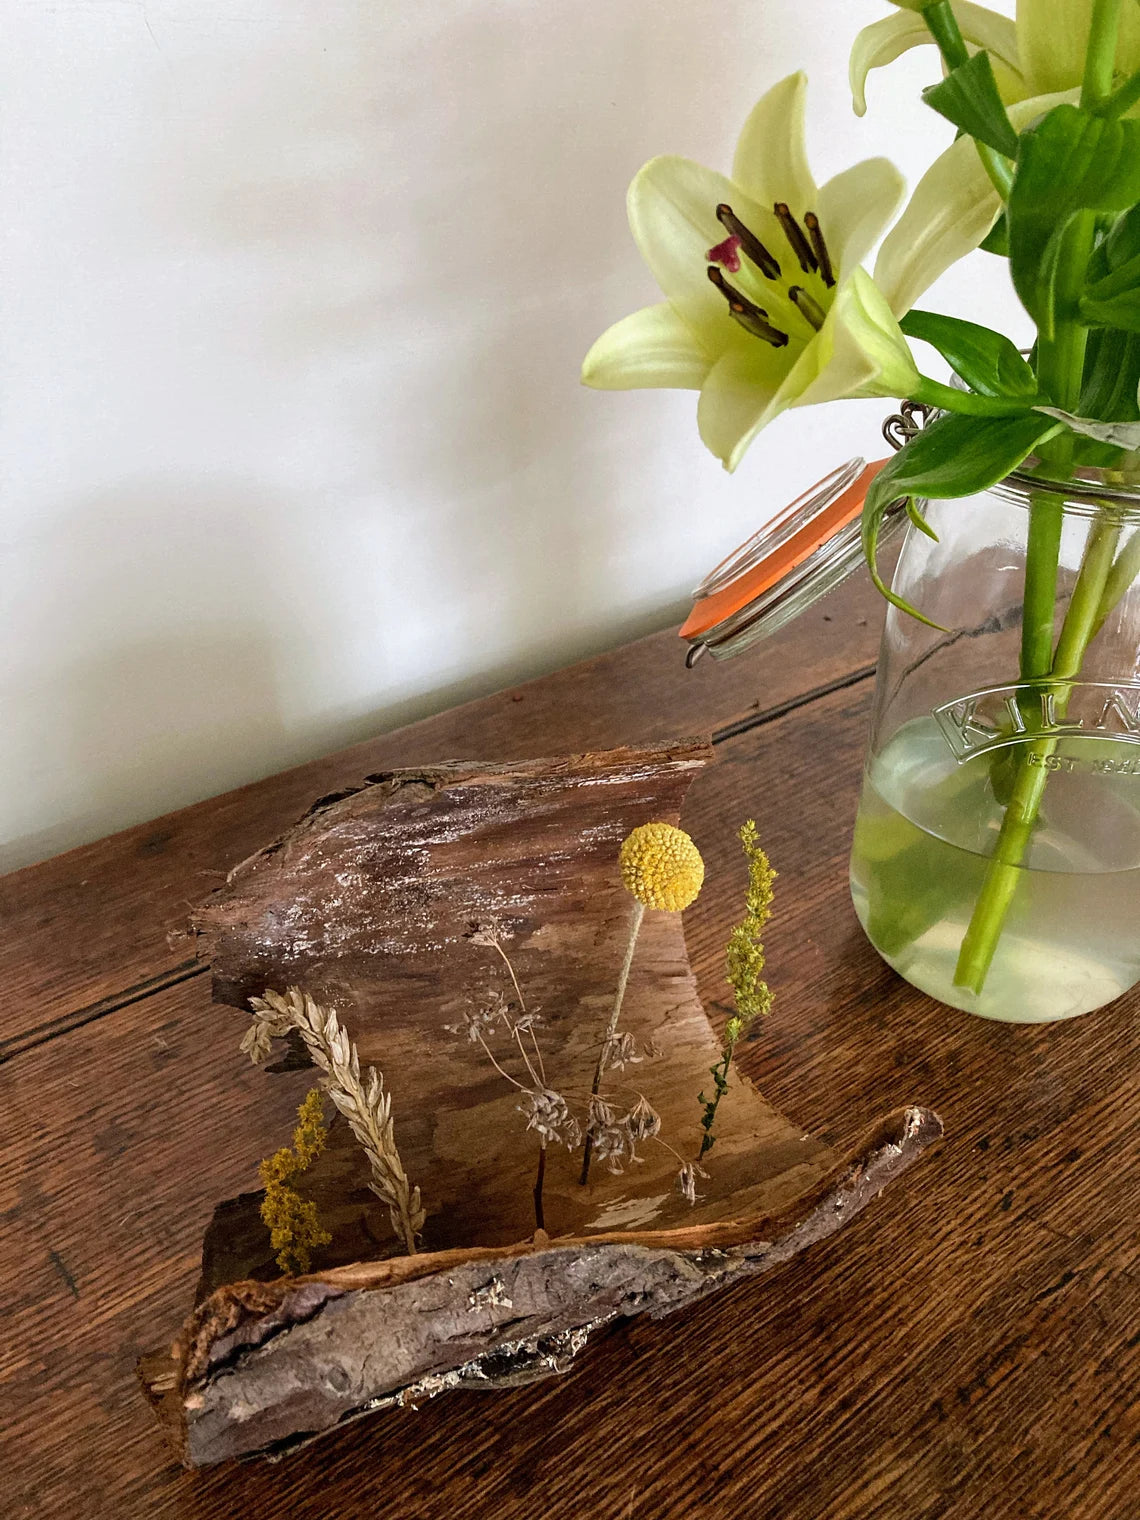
[911,376,1040,417]
[945,0,1128,997]
[1093,524,1140,636]
[952,193,1102,991]
[1082,0,1123,110]
[954,516,1122,993]
[921,1,968,67]
[920,1,1014,199]
[1098,65,1140,119]
[1020,493,1065,681]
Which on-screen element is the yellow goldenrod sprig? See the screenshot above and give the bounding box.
[259,1087,333,1276]
[697,820,775,1162]
[581,822,704,1185]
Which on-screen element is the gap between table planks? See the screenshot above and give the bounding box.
[2,639,1139,1516]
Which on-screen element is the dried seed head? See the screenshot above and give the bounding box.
[588,1095,619,1131]
[519,1088,582,1149]
[677,1161,709,1205]
[465,921,503,947]
[626,1095,662,1142]
[604,1030,643,1070]
[619,822,705,912]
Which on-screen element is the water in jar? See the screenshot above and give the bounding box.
[850,717,1140,1022]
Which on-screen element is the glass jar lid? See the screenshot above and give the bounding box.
[680,455,906,664]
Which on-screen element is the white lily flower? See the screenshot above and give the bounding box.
[873,89,1078,316]
[853,0,1140,114]
[582,74,917,472]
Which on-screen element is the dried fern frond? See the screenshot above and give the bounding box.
[245,986,425,1255]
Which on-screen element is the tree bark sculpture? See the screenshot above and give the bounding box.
[139,740,941,1466]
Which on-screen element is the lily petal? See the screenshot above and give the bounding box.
[628,155,775,333]
[696,342,792,472]
[581,302,713,390]
[874,89,1077,316]
[815,158,907,278]
[851,2,1024,116]
[1017,0,1140,96]
[793,268,920,408]
[731,72,817,216]
[628,154,793,338]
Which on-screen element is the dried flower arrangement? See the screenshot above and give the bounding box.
[141,741,939,1467]
[244,985,425,1255]
[248,818,766,1256]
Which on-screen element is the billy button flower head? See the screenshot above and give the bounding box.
[580,822,705,1184]
[619,820,705,911]
[581,73,920,471]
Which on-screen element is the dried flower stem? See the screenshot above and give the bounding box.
[487,932,546,1084]
[580,899,645,1185]
[243,986,426,1256]
[466,929,553,1230]
[698,821,775,1160]
[533,1145,546,1231]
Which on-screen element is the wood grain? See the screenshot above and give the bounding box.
[3,572,1139,1517]
[0,570,886,1053]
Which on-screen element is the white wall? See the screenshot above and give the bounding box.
[0,0,1022,871]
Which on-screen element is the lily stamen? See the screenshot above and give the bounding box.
[803,213,835,288]
[773,202,819,276]
[707,266,789,347]
[789,286,827,331]
[716,204,781,280]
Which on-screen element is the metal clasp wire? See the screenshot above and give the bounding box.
[882,400,932,452]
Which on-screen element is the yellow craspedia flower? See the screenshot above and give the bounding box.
[619,822,704,912]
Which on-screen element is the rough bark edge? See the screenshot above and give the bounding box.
[206,738,713,901]
[141,1105,942,1467]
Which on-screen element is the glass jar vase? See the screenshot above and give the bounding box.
[850,468,1140,1024]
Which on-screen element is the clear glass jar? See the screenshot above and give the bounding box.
[850,469,1140,1023]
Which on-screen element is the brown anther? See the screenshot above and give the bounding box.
[774,203,818,276]
[804,213,835,287]
[716,203,781,280]
[789,286,827,332]
[707,266,789,347]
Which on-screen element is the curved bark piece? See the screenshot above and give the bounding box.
[141,1107,941,1467]
[140,740,942,1465]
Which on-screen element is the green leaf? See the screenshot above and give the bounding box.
[1080,287,1140,329]
[1007,105,1140,336]
[863,412,1061,623]
[1103,204,1140,274]
[922,50,1019,158]
[1080,207,1140,329]
[901,310,1037,399]
[1034,407,1140,448]
[906,497,939,541]
[980,212,1008,257]
[1080,327,1140,422]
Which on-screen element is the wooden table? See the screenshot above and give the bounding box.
[2,570,1137,1519]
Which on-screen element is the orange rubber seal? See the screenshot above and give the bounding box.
[679,458,889,641]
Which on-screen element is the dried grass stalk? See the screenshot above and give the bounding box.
[243,986,426,1255]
